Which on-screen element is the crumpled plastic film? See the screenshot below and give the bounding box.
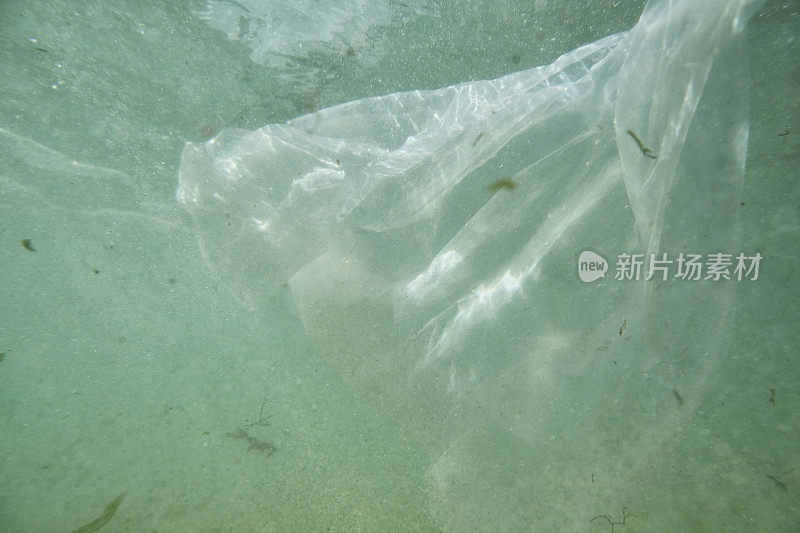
[177,0,763,526]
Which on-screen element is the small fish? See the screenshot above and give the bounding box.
[21,239,36,252]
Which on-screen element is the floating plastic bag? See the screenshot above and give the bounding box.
[177,0,762,527]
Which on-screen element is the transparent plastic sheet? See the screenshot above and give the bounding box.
[177,0,762,527]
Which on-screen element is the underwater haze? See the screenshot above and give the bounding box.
[1,0,799,531]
